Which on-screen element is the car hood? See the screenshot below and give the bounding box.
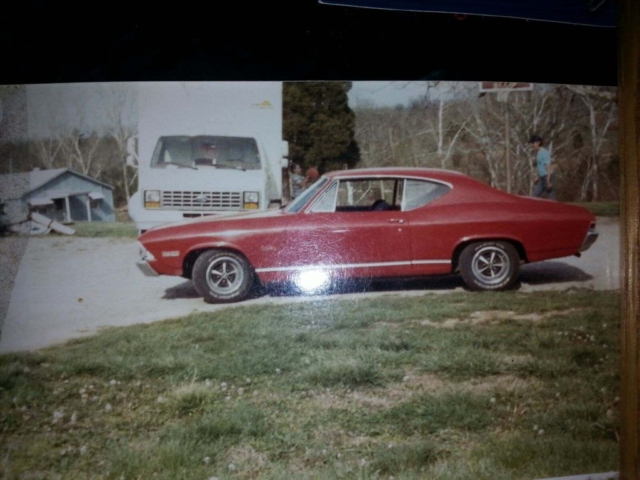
[139,208,287,240]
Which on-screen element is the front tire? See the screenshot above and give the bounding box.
[459,241,520,291]
[192,250,254,303]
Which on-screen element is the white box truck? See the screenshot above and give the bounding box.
[128,82,289,232]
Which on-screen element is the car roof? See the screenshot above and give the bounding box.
[324,167,468,183]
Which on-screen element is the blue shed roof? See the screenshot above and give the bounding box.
[0,168,114,201]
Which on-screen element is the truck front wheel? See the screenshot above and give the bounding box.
[192,250,254,303]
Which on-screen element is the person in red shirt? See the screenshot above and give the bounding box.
[305,166,319,185]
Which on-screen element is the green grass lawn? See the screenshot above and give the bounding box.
[0,290,620,479]
[71,221,138,238]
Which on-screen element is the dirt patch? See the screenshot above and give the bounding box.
[223,444,270,474]
[399,372,541,396]
[420,308,587,329]
[500,354,536,367]
[458,374,542,394]
[306,372,540,413]
[349,388,411,407]
[470,310,544,322]
[304,369,548,414]
[307,390,392,410]
[400,373,448,391]
[371,321,405,329]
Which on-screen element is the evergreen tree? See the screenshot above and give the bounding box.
[283,82,360,173]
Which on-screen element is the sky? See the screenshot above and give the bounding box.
[26,83,136,139]
[21,80,536,140]
[347,81,483,108]
[25,81,449,140]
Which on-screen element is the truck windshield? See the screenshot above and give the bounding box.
[151,136,261,170]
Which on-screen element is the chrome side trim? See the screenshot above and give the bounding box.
[255,259,451,273]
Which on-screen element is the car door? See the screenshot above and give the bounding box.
[294,177,413,279]
[402,178,454,275]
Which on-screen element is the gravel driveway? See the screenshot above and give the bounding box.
[0,217,620,352]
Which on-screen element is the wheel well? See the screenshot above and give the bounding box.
[451,239,527,273]
[182,247,249,280]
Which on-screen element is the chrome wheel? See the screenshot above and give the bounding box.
[470,246,511,286]
[205,256,245,296]
[192,250,255,303]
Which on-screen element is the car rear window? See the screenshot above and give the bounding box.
[403,180,450,210]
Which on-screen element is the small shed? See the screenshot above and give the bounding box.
[0,168,115,225]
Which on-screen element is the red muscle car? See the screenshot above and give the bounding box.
[136,168,599,303]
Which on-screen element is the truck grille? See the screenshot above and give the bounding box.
[161,191,242,210]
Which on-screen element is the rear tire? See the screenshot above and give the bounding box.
[192,250,254,303]
[459,241,520,291]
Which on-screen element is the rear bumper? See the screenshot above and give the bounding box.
[579,230,599,252]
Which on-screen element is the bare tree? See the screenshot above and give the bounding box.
[101,84,138,201]
[507,86,576,195]
[352,82,618,202]
[566,86,617,201]
[60,127,104,177]
[354,83,472,170]
[424,82,470,169]
[464,97,503,188]
[33,136,64,169]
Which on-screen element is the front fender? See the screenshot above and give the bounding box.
[181,241,249,279]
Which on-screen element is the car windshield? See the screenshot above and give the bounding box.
[151,135,261,170]
[285,178,329,213]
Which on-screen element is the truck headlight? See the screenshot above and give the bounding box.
[144,190,161,209]
[243,191,259,209]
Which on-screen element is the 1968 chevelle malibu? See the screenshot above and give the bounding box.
[136,168,598,303]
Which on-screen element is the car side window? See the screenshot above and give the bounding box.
[403,179,450,211]
[309,182,338,213]
[336,179,400,212]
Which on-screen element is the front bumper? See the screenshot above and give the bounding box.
[137,260,160,277]
[137,241,160,276]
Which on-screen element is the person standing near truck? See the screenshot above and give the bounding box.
[290,163,305,199]
[305,165,319,186]
[529,134,556,200]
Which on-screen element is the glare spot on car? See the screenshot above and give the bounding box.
[295,269,330,294]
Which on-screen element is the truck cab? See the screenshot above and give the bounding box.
[128,82,288,232]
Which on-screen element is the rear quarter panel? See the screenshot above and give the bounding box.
[409,187,594,268]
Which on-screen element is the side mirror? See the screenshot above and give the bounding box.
[281,140,289,157]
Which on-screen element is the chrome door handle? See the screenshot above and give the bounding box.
[389,219,404,224]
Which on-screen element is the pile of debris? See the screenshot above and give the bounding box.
[8,212,75,236]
